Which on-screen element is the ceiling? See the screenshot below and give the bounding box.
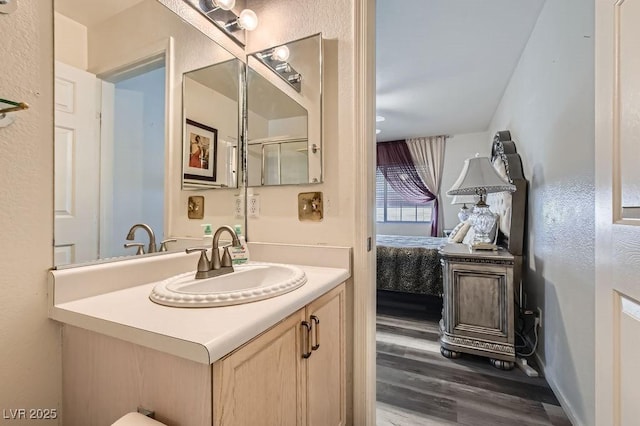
[375,0,546,142]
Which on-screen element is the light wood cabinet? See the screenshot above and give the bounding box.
[213,283,346,426]
[61,283,346,426]
[439,244,516,370]
[305,284,346,426]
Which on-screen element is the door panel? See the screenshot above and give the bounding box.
[595,0,640,424]
[54,61,99,265]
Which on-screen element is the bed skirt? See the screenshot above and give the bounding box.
[376,244,444,296]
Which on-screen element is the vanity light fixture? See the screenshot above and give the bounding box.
[189,0,258,46]
[200,0,235,12]
[226,8,259,31]
[253,43,303,92]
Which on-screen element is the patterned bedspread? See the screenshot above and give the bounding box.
[376,235,447,296]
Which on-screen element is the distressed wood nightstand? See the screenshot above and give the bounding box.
[438,243,516,370]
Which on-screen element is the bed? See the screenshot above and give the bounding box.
[376,235,447,296]
[375,130,527,298]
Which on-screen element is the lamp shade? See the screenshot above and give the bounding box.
[447,155,515,196]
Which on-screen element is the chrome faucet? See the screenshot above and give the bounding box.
[125,223,157,254]
[186,225,241,279]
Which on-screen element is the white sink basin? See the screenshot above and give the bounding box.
[149,262,307,308]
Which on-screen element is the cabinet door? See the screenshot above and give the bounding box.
[448,262,513,343]
[306,283,346,426]
[213,308,307,426]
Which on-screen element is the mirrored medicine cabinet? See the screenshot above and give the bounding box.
[246,34,323,186]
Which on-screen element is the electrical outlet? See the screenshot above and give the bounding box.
[248,195,260,217]
[234,195,243,218]
[536,307,543,328]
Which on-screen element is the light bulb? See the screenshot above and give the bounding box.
[272,45,290,62]
[215,0,235,10]
[238,9,258,31]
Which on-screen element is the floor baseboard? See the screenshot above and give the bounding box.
[533,351,582,426]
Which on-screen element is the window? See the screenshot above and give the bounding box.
[376,167,433,223]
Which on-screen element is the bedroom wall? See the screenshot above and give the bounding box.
[488,0,595,424]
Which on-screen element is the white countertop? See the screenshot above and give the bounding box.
[50,263,349,364]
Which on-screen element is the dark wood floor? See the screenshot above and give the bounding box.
[376,292,572,426]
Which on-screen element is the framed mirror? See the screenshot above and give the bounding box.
[182,59,243,189]
[53,0,242,268]
[246,33,323,186]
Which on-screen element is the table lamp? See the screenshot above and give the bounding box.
[451,194,477,222]
[447,155,515,250]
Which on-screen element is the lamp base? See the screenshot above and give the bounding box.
[468,242,498,252]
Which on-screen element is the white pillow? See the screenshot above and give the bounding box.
[448,221,471,243]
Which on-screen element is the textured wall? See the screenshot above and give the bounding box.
[489,0,595,424]
[245,0,356,246]
[0,1,61,424]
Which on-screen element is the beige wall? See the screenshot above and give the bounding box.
[245,0,355,246]
[488,0,595,424]
[0,1,61,423]
[54,11,87,70]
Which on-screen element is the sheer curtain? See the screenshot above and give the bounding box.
[406,136,447,237]
[376,140,435,204]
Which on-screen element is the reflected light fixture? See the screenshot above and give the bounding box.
[253,43,302,92]
[376,115,385,122]
[447,154,515,250]
[376,129,381,134]
[272,45,290,61]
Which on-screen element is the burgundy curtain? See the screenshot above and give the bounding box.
[377,141,437,235]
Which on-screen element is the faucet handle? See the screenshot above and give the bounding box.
[221,246,233,268]
[186,247,210,275]
[124,242,145,255]
[160,238,177,252]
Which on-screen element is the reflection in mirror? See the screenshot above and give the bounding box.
[246,33,323,186]
[53,0,238,268]
[182,59,242,189]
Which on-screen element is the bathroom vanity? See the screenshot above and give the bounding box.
[49,243,350,426]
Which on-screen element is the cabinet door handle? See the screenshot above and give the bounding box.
[310,315,320,351]
[301,321,312,359]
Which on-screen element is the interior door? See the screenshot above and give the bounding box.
[54,61,99,265]
[595,0,640,424]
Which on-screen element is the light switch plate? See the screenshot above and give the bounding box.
[188,196,204,219]
[298,192,323,222]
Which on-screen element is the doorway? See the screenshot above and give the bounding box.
[99,61,166,258]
